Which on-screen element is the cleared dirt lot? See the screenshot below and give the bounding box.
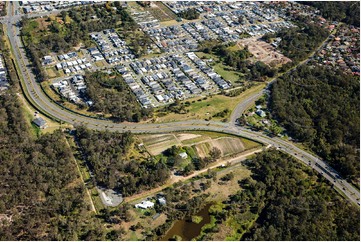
[139,134,180,155]
[237,37,291,66]
[139,132,259,157]
[194,137,246,158]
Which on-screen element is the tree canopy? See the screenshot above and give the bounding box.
[75,126,169,196]
[0,92,105,240]
[301,1,360,27]
[269,65,360,182]
[178,8,200,20]
[197,150,360,241]
[84,71,153,122]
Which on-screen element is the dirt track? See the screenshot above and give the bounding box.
[123,147,264,203]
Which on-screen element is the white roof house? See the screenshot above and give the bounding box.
[179,152,188,159]
[135,201,154,209]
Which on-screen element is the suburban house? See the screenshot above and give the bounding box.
[158,197,166,206]
[32,117,47,129]
[256,110,266,118]
[179,152,188,159]
[135,200,155,209]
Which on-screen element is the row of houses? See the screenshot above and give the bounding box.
[53,79,80,104]
[163,1,292,44]
[0,54,9,92]
[202,17,240,42]
[90,30,135,64]
[173,56,204,95]
[122,73,153,108]
[127,54,217,106]
[129,56,174,75]
[52,75,90,104]
[55,58,92,75]
[58,51,78,61]
[21,1,97,14]
[186,52,231,90]
[130,10,160,30]
[128,56,185,105]
[182,22,214,42]
[165,1,222,14]
[313,24,360,75]
[145,25,198,53]
[88,47,104,61]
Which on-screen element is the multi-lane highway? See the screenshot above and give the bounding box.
[2,2,359,206]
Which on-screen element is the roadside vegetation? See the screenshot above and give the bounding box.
[0,90,107,240]
[195,149,360,241]
[269,65,360,184]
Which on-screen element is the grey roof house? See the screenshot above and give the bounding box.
[32,117,47,129]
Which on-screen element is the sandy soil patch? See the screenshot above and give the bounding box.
[140,134,180,155]
[238,37,291,66]
[212,137,246,156]
[194,137,246,158]
[175,133,202,141]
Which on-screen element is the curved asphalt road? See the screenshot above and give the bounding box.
[2,2,359,206]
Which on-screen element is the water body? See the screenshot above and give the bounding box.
[162,204,212,241]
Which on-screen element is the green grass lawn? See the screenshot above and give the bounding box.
[182,84,263,119]
[195,52,244,85]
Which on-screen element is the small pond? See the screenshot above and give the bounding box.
[161,203,212,241]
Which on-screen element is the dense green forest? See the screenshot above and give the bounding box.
[198,150,360,240]
[300,1,360,27]
[178,8,200,20]
[0,92,106,240]
[85,71,152,122]
[269,65,360,182]
[20,2,137,81]
[263,22,329,69]
[75,126,169,196]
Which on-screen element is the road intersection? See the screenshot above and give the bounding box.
[1,2,359,206]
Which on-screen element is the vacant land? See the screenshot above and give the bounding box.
[138,132,260,156]
[195,52,244,85]
[148,2,177,22]
[152,84,265,123]
[45,67,58,78]
[140,134,179,155]
[237,37,291,66]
